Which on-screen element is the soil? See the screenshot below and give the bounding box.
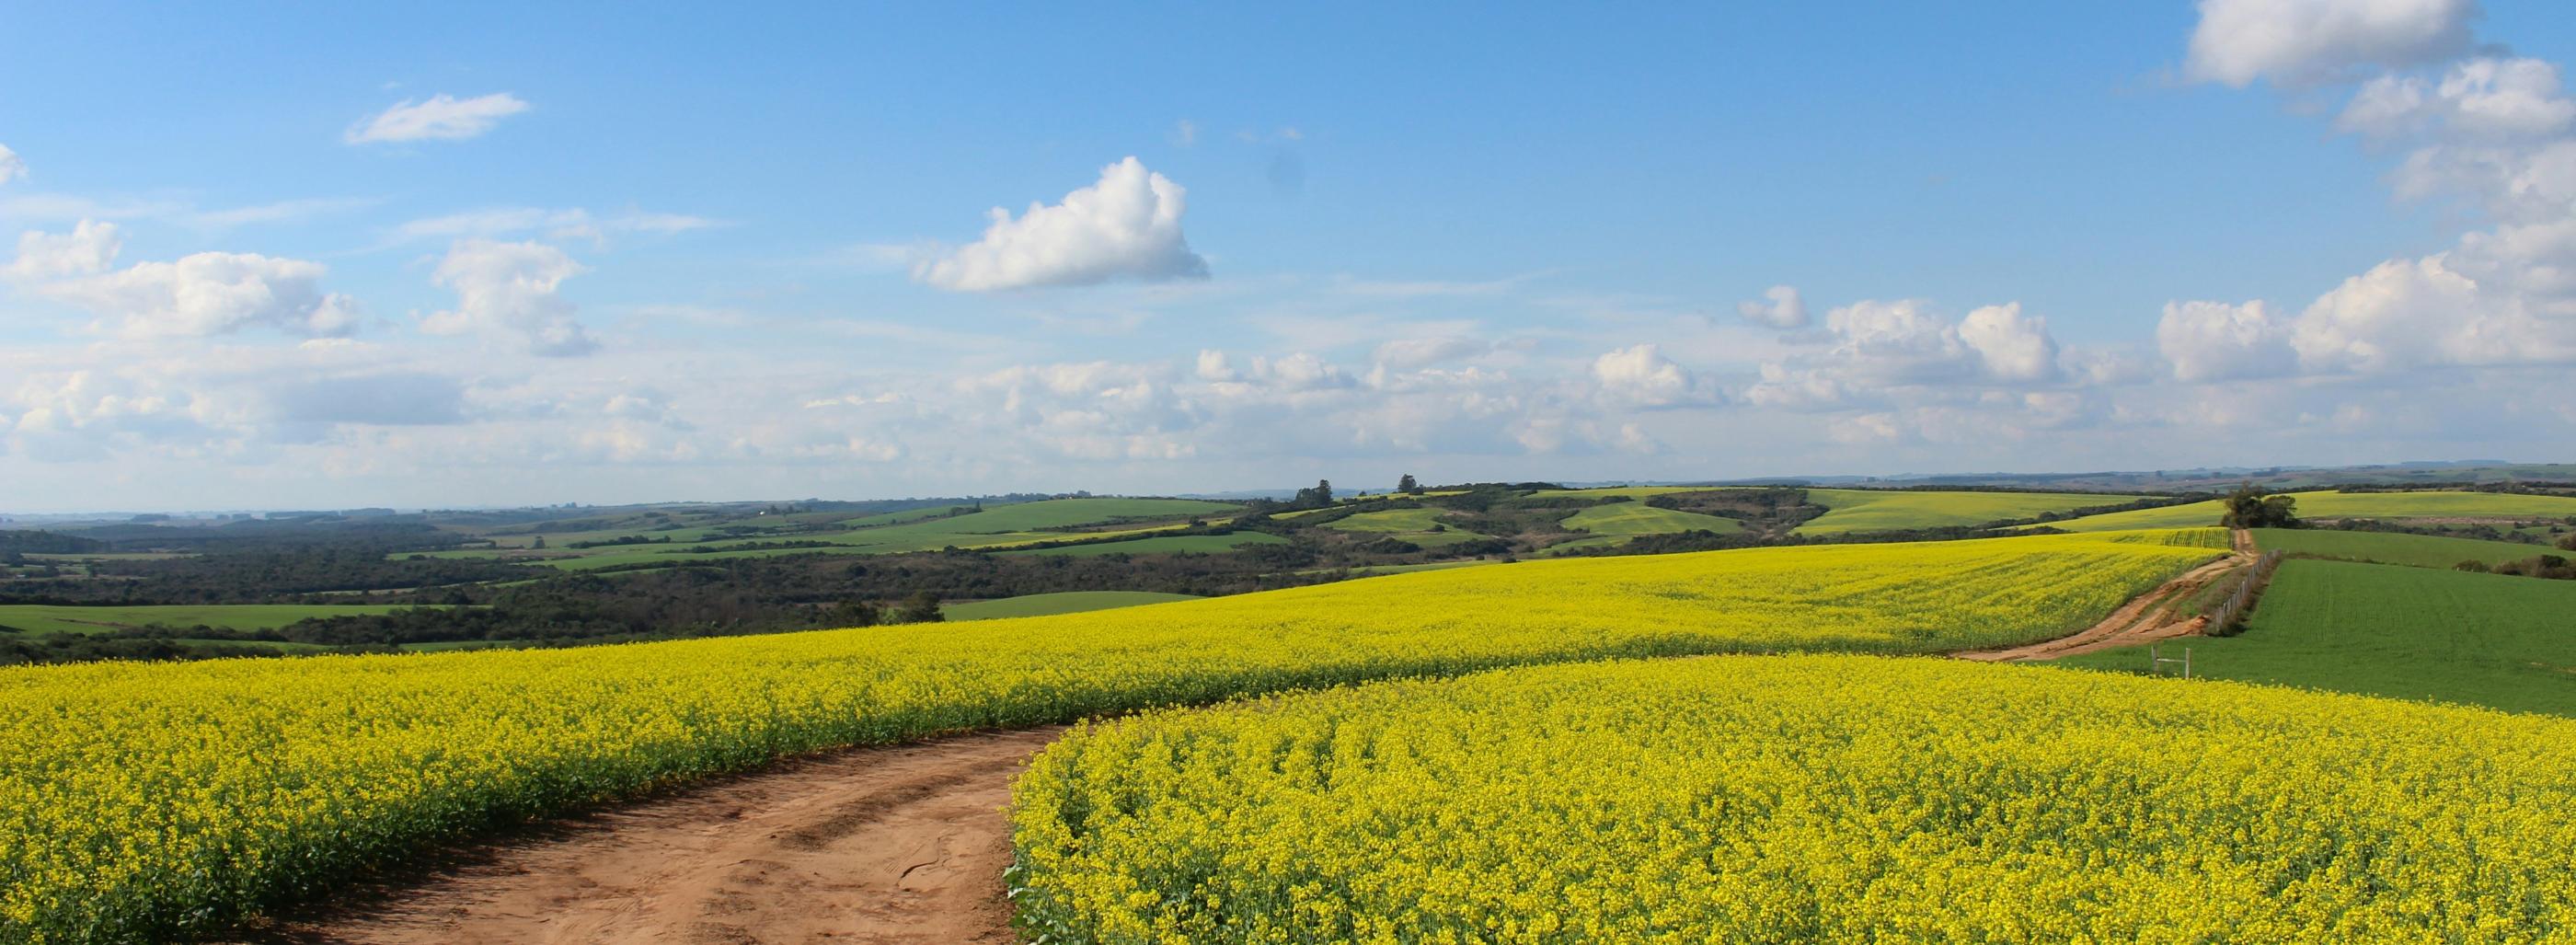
[1956,544,2248,663]
[239,728,1062,945]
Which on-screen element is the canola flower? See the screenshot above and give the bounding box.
[1011,655,2576,944]
[0,531,2219,942]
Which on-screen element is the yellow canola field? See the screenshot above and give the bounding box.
[1012,655,2576,944]
[0,530,2221,942]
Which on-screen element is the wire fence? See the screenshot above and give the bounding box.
[2205,549,2283,638]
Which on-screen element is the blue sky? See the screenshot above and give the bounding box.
[5,1,2575,511]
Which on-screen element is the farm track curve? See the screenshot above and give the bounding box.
[1957,536,2250,663]
[238,536,2247,944]
[240,728,1059,945]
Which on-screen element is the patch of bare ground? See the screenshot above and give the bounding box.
[1958,545,2248,663]
[236,728,1062,945]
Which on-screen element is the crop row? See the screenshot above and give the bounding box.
[0,530,2219,942]
[1013,654,2576,943]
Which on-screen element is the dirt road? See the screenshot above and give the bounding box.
[246,537,2258,942]
[247,728,1061,945]
[1956,551,2243,663]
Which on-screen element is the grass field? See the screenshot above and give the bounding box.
[2053,490,2576,533]
[1526,485,1711,500]
[406,498,1248,570]
[0,604,431,637]
[1014,655,2576,942]
[996,532,1289,558]
[2062,559,2576,716]
[1795,488,2132,534]
[940,591,1202,621]
[1560,501,1744,536]
[1317,507,1496,547]
[2252,528,2559,570]
[0,530,2218,941]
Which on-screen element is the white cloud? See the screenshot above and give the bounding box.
[1735,284,1809,328]
[37,245,360,340]
[345,93,532,144]
[1745,299,2071,409]
[1372,336,1491,371]
[5,220,123,282]
[2157,299,2296,381]
[2185,0,2477,87]
[1956,303,2061,383]
[422,238,598,356]
[389,207,719,246]
[1591,343,1703,408]
[1172,120,1199,147]
[0,144,22,185]
[914,156,1210,292]
[2339,57,2576,142]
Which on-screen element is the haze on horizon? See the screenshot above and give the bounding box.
[5,0,2574,513]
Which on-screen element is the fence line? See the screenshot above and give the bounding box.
[2205,549,2284,637]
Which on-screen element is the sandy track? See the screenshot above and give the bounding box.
[1956,550,2244,663]
[241,728,1062,945]
[236,535,2258,943]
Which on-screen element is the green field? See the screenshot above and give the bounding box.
[1560,501,1744,536]
[1317,508,1496,547]
[2053,490,2576,533]
[2252,528,2559,570]
[1796,489,2132,534]
[0,604,430,637]
[1526,485,1710,500]
[941,591,1202,621]
[402,498,1246,570]
[2060,559,2576,716]
[998,532,1290,558]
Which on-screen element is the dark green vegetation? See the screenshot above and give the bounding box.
[2061,559,2576,716]
[8,478,2570,666]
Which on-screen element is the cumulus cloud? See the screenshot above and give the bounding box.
[422,238,598,356]
[1956,303,2061,383]
[1591,344,1703,408]
[1735,284,1809,328]
[2157,300,2296,381]
[36,244,360,339]
[2185,0,2477,87]
[2339,57,2576,142]
[0,144,22,185]
[1745,299,2069,409]
[913,156,1209,292]
[5,220,123,282]
[345,93,531,144]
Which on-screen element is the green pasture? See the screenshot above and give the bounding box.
[999,533,1290,559]
[1796,489,2132,534]
[2060,559,2576,716]
[1560,502,1744,536]
[941,591,1202,621]
[2252,528,2560,570]
[2053,490,2576,533]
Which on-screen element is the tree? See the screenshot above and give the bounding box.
[896,591,944,624]
[529,536,547,549]
[2218,483,2300,529]
[2557,533,2576,553]
[1292,478,1335,508]
[827,600,880,628]
[1397,473,1421,494]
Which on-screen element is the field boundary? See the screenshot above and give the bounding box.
[1956,549,2246,663]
